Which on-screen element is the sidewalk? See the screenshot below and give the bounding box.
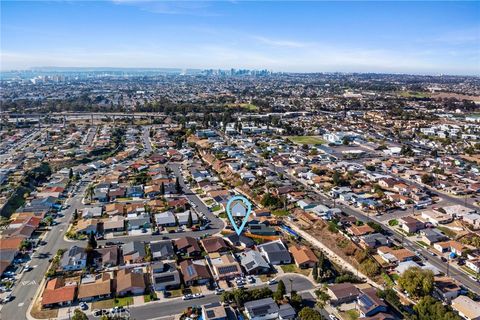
[285,221,381,290]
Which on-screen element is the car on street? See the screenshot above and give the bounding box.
[80,302,88,310]
[182,294,193,300]
[267,279,277,285]
[329,315,339,320]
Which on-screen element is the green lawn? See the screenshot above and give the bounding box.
[92,299,115,309]
[212,204,222,212]
[115,296,133,307]
[344,309,360,320]
[287,136,325,145]
[398,91,430,99]
[272,209,289,217]
[437,226,457,238]
[167,288,183,298]
[388,219,399,226]
[416,241,429,248]
[227,103,259,111]
[280,264,311,276]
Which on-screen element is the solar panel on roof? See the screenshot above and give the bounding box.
[251,306,271,316]
[359,294,374,309]
[155,275,175,284]
[206,310,215,318]
[187,265,196,276]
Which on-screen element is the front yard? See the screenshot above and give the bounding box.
[280,264,312,277]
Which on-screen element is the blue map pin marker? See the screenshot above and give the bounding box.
[226,195,252,235]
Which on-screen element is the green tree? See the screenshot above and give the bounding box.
[398,267,434,298]
[160,182,165,195]
[87,232,97,250]
[175,177,182,194]
[298,307,324,320]
[359,259,380,277]
[314,287,330,308]
[312,262,318,281]
[411,296,461,320]
[71,309,88,320]
[273,280,286,301]
[421,174,435,185]
[186,210,193,228]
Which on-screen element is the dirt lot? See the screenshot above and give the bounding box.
[431,92,480,102]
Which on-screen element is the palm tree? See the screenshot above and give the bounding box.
[85,184,95,201]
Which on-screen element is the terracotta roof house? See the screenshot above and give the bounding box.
[200,237,230,253]
[179,259,211,286]
[116,268,146,296]
[175,237,202,256]
[77,273,112,302]
[347,224,375,237]
[289,245,318,268]
[41,278,77,307]
[327,283,360,306]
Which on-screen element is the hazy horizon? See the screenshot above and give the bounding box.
[1,1,479,75]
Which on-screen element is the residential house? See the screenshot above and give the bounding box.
[103,216,125,234]
[244,297,279,320]
[180,259,212,286]
[116,268,146,296]
[151,261,181,291]
[76,219,99,235]
[155,211,176,227]
[257,240,291,265]
[289,245,318,268]
[176,210,198,226]
[359,233,390,249]
[77,273,112,302]
[434,277,461,302]
[452,295,480,320]
[94,246,119,268]
[150,240,175,260]
[357,287,388,317]
[175,237,202,256]
[201,237,230,254]
[126,185,144,198]
[278,303,296,320]
[225,234,255,248]
[377,247,415,265]
[237,250,271,275]
[347,224,375,237]
[420,228,448,245]
[208,253,243,280]
[202,302,228,320]
[327,283,360,306]
[41,278,77,308]
[122,241,146,264]
[60,246,87,271]
[399,216,425,233]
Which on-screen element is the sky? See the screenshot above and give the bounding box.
[1,1,479,75]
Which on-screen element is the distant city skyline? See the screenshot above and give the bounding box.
[1,1,479,75]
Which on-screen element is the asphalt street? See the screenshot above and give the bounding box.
[0,181,89,320]
[126,274,314,320]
